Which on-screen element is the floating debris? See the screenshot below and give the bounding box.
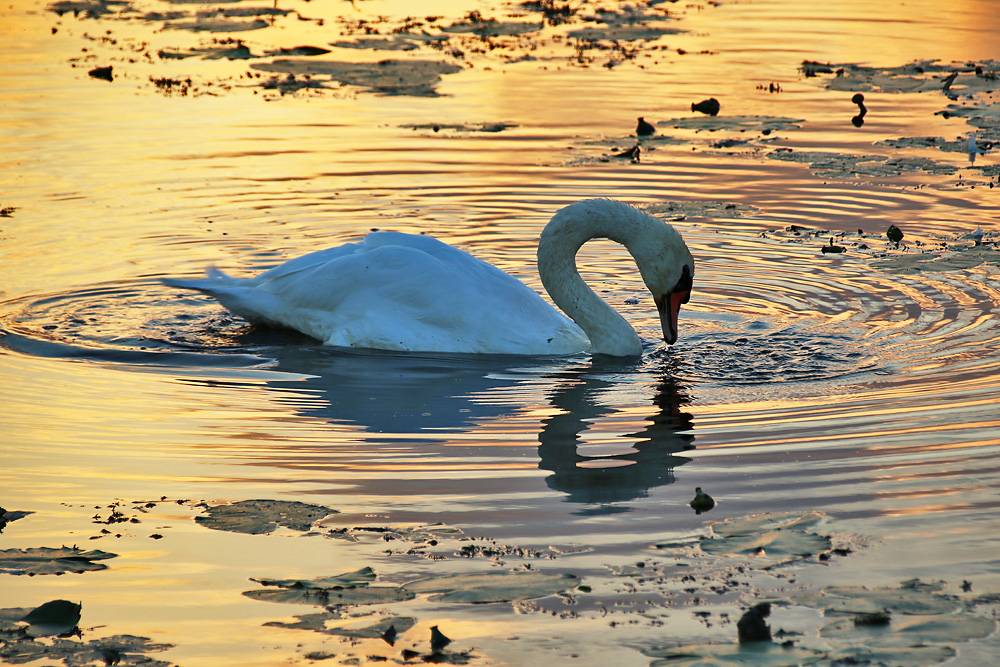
[851,92,867,127]
[20,600,82,638]
[402,121,517,133]
[886,224,904,246]
[736,602,772,643]
[689,487,715,513]
[691,98,721,116]
[430,625,453,651]
[636,116,656,136]
[87,65,113,81]
[822,238,847,254]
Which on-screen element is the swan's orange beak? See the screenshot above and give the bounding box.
[656,266,693,345]
[655,291,689,345]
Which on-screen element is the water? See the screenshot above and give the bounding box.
[2,1,1000,665]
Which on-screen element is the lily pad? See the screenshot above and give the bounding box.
[264,610,417,640]
[793,580,959,616]
[402,570,580,603]
[659,115,804,133]
[251,567,377,590]
[245,568,414,607]
[250,58,463,96]
[821,614,996,643]
[0,546,118,575]
[195,499,337,534]
[822,644,956,667]
[696,511,832,558]
[244,585,414,607]
[641,642,824,666]
[0,507,33,532]
[21,600,81,638]
[325,615,417,639]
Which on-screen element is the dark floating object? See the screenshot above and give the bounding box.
[21,599,82,638]
[851,92,867,127]
[610,144,641,161]
[636,116,656,136]
[886,224,904,246]
[691,97,721,116]
[821,237,846,254]
[88,65,113,82]
[737,602,772,643]
[430,625,452,652]
[853,611,891,626]
[689,487,715,513]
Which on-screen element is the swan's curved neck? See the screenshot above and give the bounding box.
[537,203,648,357]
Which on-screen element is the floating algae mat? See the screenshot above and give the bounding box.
[194,499,338,534]
[0,546,118,576]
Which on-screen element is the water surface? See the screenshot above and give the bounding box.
[2,1,1000,665]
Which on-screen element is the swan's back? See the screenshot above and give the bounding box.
[164,231,589,355]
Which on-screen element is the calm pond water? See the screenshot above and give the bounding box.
[2,0,1000,665]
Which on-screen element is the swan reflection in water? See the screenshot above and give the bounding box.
[538,360,694,508]
[254,345,694,506]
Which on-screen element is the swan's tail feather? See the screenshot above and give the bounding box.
[161,268,287,327]
[161,266,241,293]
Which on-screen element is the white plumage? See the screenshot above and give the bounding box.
[163,199,695,357]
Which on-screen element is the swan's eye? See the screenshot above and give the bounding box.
[672,265,693,302]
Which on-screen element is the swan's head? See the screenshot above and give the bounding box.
[540,198,695,353]
[637,232,694,346]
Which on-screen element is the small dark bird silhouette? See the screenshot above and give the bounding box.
[690,487,715,513]
[886,224,904,247]
[737,603,772,643]
[851,93,867,127]
[430,625,452,652]
[822,237,846,254]
[636,117,656,136]
[691,98,721,116]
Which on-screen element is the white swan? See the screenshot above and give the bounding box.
[162,198,694,357]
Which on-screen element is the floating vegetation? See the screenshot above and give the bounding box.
[655,511,833,562]
[767,148,959,178]
[0,546,117,576]
[658,115,805,133]
[642,200,760,220]
[802,59,1000,96]
[195,499,337,535]
[0,506,32,532]
[402,121,518,133]
[641,642,825,666]
[402,570,581,603]
[250,59,464,96]
[0,630,173,667]
[791,579,960,616]
[1,600,173,665]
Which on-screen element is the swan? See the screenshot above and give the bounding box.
[162,198,695,357]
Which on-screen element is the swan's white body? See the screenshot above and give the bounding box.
[163,199,694,357]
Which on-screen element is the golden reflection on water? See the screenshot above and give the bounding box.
[2,0,1000,664]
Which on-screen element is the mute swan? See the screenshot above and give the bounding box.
[162,198,694,357]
